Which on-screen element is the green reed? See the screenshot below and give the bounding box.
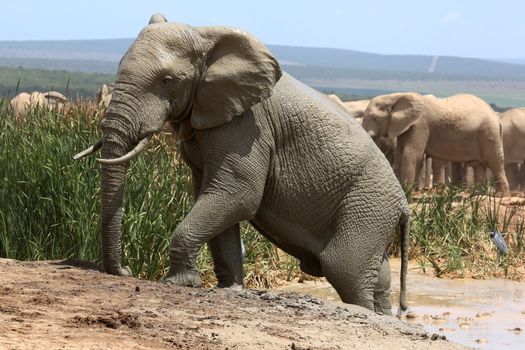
[402,186,525,279]
[0,105,290,284]
[1,105,523,286]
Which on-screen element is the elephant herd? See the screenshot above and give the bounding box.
[9,83,114,119]
[330,93,525,193]
[15,14,525,316]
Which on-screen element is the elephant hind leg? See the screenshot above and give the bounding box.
[320,250,382,311]
[480,138,509,193]
[520,162,525,191]
[373,254,392,315]
[300,257,324,277]
[319,227,384,311]
[506,163,520,191]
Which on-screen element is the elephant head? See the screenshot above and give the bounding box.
[75,14,281,275]
[362,93,424,140]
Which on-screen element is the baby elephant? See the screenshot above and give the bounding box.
[77,14,410,315]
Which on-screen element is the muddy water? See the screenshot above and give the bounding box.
[278,261,525,349]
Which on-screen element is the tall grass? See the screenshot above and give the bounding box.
[401,187,525,279]
[1,105,523,288]
[0,104,288,285]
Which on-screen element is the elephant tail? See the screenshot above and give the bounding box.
[398,212,410,315]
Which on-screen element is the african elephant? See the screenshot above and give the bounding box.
[75,14,410,314]
[362,92,509,193]
[341,100,370,120]
[327,94,344,105]
[96,84,114,109]
[326,95,369,123]
[10,91,68,119]
[500,108,525,191]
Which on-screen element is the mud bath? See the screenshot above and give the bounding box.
[279,260,525,349]
[0,259,465,349]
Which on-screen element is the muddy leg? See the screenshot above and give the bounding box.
[373,254,392,315]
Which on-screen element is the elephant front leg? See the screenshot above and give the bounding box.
[398,149,425,188]
[164,193,258,287]
[208,224,244,287]
[190,170,244,287]
[395,132,426,189]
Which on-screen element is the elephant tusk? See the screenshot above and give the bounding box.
[73,139,103,160]
[97,135,152,165]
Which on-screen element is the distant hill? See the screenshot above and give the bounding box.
[496,58,525,66]
[269,45,525,80]
[2,39,525,80]
[0,66,114,98]
[0,39,132,61]
[1,39,525,107]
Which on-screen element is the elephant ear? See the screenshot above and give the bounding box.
[388,93,423,139]
[191,27,282,130]
[101,84,110,95]
[149,13,167,24]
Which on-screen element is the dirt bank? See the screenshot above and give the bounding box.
[0,259,467,349]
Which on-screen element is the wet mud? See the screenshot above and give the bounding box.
[279,259,525,349]
[0,259,465,349]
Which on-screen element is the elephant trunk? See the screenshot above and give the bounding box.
[99,113,138,276]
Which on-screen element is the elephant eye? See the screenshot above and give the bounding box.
[162,75,173,87]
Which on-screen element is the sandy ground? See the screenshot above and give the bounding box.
[0,259,468,350]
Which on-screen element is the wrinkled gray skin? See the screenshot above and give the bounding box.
[90,15,410,314]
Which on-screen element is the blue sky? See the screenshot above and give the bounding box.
[1,1,523,59]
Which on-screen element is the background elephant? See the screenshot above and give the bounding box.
[96,83,114,109]
[341,99,370,120]
[362,92,509,193]
[327,94,344,105]
[76,14,410,314]
[500,108,525,191]
[326,94,369,123]
[10,91,68,119]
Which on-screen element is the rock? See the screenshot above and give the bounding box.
[430,334,447,341]
[459,323,471,330]
[438,328,455,333]
[406,311,418,319]
[508,327,522,334]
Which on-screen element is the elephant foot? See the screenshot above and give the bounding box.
[105,265,132,277]
[217,283,244,290]
[396,306,409,318]
[163,268,202,287]
[492,190,510,198]
[374,302,393,316]
[216,279,244,288]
